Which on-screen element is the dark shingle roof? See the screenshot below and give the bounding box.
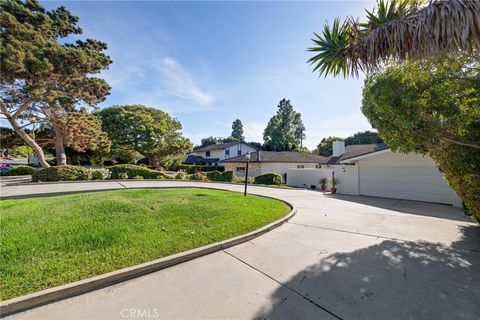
[221,151,327,163]
[327,143,389,163]
[194,141,258,152]
[182,155,219,164]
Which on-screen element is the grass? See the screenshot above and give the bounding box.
[0,188,290,300]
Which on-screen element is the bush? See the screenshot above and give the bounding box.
[254,173,282,186]
[235,176,254,184]
[110,164,172,179]
[90,168,110,180]
[174,172,187,180]
[187,172,208,181]
[0,165,36,176]
[206,170,235,182]
[103,160,115,166]
[33,166,91,182]
[12,145,34,157]
[169,164,224,174]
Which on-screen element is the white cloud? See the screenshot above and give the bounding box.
[243,121,265,142]
[157,57,214,106]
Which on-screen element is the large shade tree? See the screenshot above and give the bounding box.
[97,105,192,169]
[263,99,306,151]
[362,54,480,219]
[308,0,480,78]
[0,0,111,167]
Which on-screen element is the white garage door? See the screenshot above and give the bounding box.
[358,152,459,205]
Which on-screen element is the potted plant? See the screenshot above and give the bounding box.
[320,178,327,191]
[329,178,339,194]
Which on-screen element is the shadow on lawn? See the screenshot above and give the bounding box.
[255,225,480,320]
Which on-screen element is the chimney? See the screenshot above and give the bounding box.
[332,141,345,157]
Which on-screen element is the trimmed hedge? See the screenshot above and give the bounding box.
[110,164,172,179]
[170,164,224,174]
[187,172,208,181]
[32,166,91,182]
[206,170,235,182]
[254,173,282,186]
[91,168,110,180]
[174,172,187,180]
[0,165,36,176]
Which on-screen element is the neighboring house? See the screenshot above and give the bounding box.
[183,141,258,166]
[221,151,327,179]
[287,141,462,207]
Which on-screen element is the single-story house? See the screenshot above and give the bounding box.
[287,141,462,207]
[221,151,327,179]
[183,141,258,166]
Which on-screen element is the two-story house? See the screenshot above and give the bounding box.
[183,141,258,166]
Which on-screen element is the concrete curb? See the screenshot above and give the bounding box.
[0,189,296,317]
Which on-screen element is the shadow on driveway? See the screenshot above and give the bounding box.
[255,225,480,320]
[323,193,469,223]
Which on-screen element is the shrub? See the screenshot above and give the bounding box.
[133,175,144,180]
[110,164,171,179]
[103,160,115,166]
[12,145,34,157]
[188,172,208,181]
[235,176,254,184]
[0,165,36,176]
[175,172,187,180]
[33,166,91,182]
[169,165,224,174]
[206,170,235,182]
[90,168,110,180]
[254,173,282,186]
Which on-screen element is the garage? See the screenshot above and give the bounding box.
[356,151,460,205]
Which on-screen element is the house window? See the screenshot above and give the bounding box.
[297,164,305,169]
[316,164,321,168]
[225,149,230,157]
[237,150,242,156]
[236,166,245,172]
[206,151,210,157]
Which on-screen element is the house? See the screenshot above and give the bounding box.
[183,141,258,166]
[286,141,462,207]
[221,151,327,179]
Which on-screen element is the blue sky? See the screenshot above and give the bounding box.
[41,0,376,149]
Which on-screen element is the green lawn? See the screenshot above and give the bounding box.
[0,188,290,300]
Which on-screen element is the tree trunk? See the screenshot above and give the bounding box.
[149,154,161,169]
[52,123,67,166]
[5,115,50,168]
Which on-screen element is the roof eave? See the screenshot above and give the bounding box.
[340,148,391,163]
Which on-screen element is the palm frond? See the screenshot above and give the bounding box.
[309,0,480,77]
[307,18,363,78]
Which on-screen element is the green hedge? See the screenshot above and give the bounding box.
[174,172,187,180]
[91,168,110,180]
[170,165,224,174]
[32,166,91,182]
[254,173,282,186]
[206,170,235,182]
[110,164,172,179]
[0,165,36,176]
[187,172,208,181]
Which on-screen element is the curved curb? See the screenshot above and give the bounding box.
[0,191,296,317]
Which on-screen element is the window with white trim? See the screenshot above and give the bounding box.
[236,166,245,172]
[297,164,305,169]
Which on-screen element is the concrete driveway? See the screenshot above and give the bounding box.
[3,181,479,320]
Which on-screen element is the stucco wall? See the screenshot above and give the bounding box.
[286,166,359,195]
[224,162,261,178]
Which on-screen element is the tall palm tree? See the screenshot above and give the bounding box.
[308,0,480,78]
